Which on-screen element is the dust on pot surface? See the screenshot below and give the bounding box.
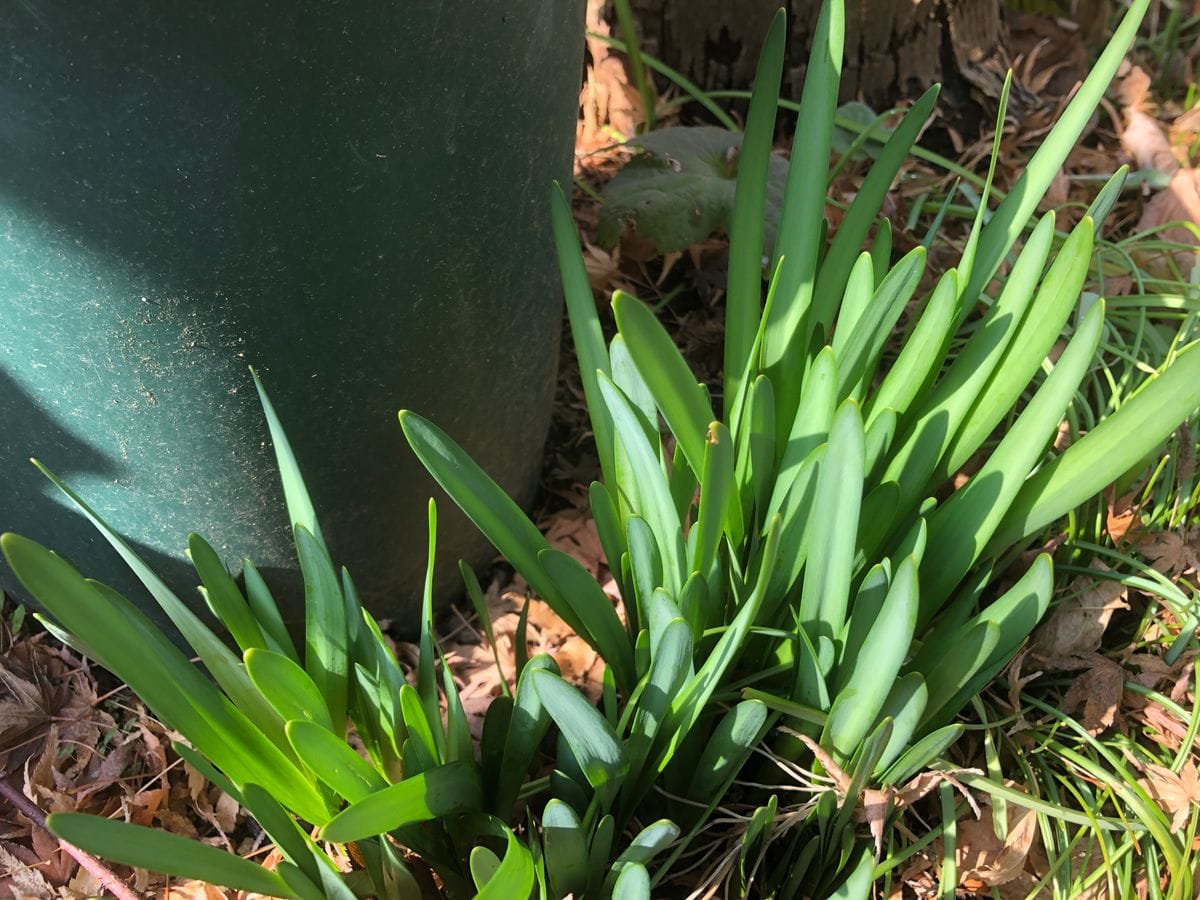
[0,2,585,631]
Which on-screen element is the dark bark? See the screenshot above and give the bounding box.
[623,0,1006,111]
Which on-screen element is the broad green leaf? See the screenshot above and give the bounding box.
[552,182,616,485]
[598,373,685,592]
[470,847,501,892]
[475,827,535,900]
[187,533,265,654]
[627,618,692,779]
[882,213,1056,511]
[239,783,332,890]
[687,699,768,804]
[319,762,482,843]
[48,813,293,897]
[738,799,778,893]
[963,0,1151,306]
[921,301,1103,615]
[604,819,681,893]
[440,646,473,765]
[246,648,335,733]
[251,369,323,548]
[871,673,928,777]
[598,127,789,256]
[870,219,892,285]
[921,556,1053,731]
[1085,166,1128,235]
[494,654,560,816]
[588,815,617,896]
[763,0,845,430]
[612,862,651,899]
[242,559,298,663]
[735,375,776,525]
[295,524,348,735]
[939,217,1096,480]
[542,799,589,899]
[678,571,711,642]
[613,291,715,476]
[767,444,823,607]
[611,332,663,439]
[915,621,999,729]
[766,346,836,524]
[1,534,329,823]
[827,844,875,900]
[589,482,631,613]
[651,516,781,784]
[729,256,786,436]
[817,84,939,302]
[626,515,663,629]
[880,724,964,787]
[726,8,787,412]
[988,340,1200,552]
[835,247,926,400]
[398,411,587,638]
[26,463,272,741]
[856,481,901,570]
[533,669,630,788]
[969,554,1053,662]
[824,557,918,758]
[862,407,896,481]
[480,696,512,809]
[693,422,737,577]
[645,589,684,657]
[830,254,875,365]
[538,548,634,692]
[835,563,890,676]
[286,720,387,803]
[799,400,865,655]
[864,269,957,428]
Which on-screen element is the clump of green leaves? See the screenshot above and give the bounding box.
[5,0,1198,897]
[3,375,554,899]
[402,0,1197,894]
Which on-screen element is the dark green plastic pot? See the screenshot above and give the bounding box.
[0,3,584,631]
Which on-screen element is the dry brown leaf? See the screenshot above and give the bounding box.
[1120,67,1179,174]
[1137,700,1189,754]
[1105,489,1142,545]
[1059,654,1126,735]
[956,788,1039,890]
[1136,759,1200,831]
[0,841,55,898]
[1030,561,1128,658]
[1118,65,1200,277]
[1138,526,1200,577]
[543,508,608,577]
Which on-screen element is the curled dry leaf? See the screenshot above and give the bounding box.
[956,785,1039,892]
[1105,488,1142,545]
[1030,560,1128,659]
